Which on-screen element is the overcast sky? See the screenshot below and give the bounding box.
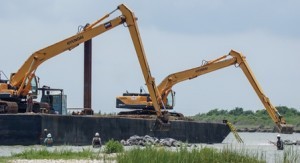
[0,1,299,116]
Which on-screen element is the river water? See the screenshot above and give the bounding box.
[211,132,300,163]
[0,132,299,162]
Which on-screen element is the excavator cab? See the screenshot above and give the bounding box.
[30,76,39,97]
[8,72,39,98]
[116,90,175,110]
[165,90,175,109]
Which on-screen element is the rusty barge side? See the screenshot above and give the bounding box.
[0,114,230,145]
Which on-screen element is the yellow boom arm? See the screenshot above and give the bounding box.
[157,55,236,101]
[157,49,293,133]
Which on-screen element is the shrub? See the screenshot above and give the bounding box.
[103,139,124,154]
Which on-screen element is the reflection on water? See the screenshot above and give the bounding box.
[0,132,299,162]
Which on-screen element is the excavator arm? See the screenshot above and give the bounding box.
[118,5,163,119]
[3,4,166,124]
[229,50,293,134]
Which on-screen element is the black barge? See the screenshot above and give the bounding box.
[0,114,230,145]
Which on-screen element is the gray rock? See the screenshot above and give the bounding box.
[121,135,189,147]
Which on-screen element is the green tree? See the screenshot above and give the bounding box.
[229,107,244,116]
[207,109,220,116]
[244,110,254,115]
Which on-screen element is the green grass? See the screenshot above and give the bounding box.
[0,157,10,163]
[1,144,299,163]
[117,146,266,163]
[9,147,102,160]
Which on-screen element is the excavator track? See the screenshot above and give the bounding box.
[0,100,18,113]
[118,110,184,118]
[118,109,157,116]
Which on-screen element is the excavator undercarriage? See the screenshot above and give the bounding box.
[0,101,18,113]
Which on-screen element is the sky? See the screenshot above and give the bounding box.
[0,0,299,116]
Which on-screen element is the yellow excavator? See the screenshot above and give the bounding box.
[0,4,169,128]
[116,50,294,134]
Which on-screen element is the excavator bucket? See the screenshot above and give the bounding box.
[280,124,294,134]
[151,113,171,131]
[151,118,171,131]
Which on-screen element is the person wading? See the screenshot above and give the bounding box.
[276,134,284,150]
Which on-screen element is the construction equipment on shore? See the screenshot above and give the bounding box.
[116,50,294,134]
[0,4,170,129]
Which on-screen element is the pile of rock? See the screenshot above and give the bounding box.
[120,135,187,147]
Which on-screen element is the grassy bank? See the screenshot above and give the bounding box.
[0,146,265,163]
[1,144,299,163]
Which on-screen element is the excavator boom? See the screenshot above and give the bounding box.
[157,56,237,100]
[10,7,126,96]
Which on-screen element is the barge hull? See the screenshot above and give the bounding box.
[0,114,230,145]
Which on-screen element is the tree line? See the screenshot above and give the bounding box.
[191,106,300,129]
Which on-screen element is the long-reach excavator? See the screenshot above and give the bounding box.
[0,4,169,128]
[116,50,294,134]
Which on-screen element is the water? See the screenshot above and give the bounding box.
[0,132,299,162]
[210,132,300,163]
